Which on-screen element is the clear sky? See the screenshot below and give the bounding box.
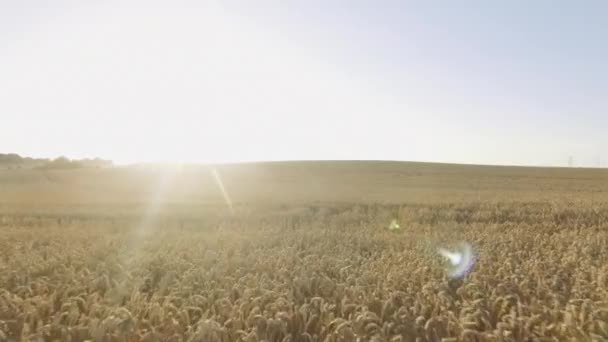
[1,1,607,166]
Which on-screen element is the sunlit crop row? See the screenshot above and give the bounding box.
[1,202,607,341]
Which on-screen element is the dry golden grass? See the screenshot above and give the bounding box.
[0,161,607,341]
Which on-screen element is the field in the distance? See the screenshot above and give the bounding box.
[1,161,607,341]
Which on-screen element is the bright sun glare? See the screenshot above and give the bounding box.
[1,1,434,165]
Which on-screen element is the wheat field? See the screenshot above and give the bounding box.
[1,161,607,341]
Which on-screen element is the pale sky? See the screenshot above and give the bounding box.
[1,1,607,166]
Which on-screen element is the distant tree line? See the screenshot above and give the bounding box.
[0,153,113,170]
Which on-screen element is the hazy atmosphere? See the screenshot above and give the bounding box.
[2,1,607,166]
[3,2,608,341]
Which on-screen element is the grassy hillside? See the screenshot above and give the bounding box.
[1,161,607,210]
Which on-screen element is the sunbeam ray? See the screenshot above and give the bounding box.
[211,168,234,215]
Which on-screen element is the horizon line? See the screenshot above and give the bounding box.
[3,152,606,170]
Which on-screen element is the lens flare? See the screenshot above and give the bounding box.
[388,219,401,231]
[211,168,234,215]
[438,242,475,278]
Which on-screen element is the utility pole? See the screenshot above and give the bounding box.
[568,156,573,167]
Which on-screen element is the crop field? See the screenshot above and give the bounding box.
[1,161,608,341]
